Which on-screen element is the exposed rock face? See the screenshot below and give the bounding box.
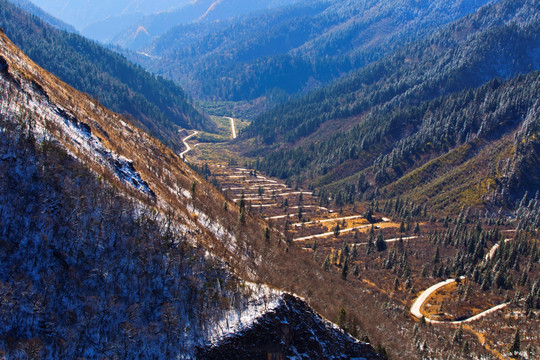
[198,294,380,360]
[0,56,8,72]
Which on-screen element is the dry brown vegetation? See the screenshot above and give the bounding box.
[183,138,539,359]
[2,28,538,359]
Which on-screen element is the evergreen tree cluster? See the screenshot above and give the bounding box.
[426,219,539,300]
[244,0,540,210]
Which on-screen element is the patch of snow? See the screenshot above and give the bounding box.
[207,282,282,343]
[186,203,238,255]
[181,188,192,199]
[0,73,154,196]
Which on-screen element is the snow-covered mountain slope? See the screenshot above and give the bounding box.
[0,29,380,358]
[0,28,285,358]
[0,26,240,268]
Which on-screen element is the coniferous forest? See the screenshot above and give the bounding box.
[1,0,539,359]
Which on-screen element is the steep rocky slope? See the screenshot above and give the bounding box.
[199,294,376,359]
[0,30,381,359]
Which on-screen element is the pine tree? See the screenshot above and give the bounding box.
[510,328,520,356]
[334,223,341,237]
[238,208,246,224]
[351,244,358,259]
[341,258,349,280]
[367,226,375,254]
[264,226,270,242]
[414,222,421,235]
[322,255,331,271]
[433,246,441,264]
[239,191,246,212]
[376,230,387,252]
[337,308,347,330]
[452,325,463,344]
[462,340,470,354]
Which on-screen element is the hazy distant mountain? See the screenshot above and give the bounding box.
[27,0,296,44]
[137,0,498,109]
[28,0,191,30]
[110,0,302,49]
[1,0,212,150]
[7,0,76,32]
[82,12,146,44]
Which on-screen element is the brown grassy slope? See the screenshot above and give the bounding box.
[381,137,515,214]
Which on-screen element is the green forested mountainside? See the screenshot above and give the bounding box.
[256,73,539,212]
[0,0,211,149]
[247,0,539,145]
[243,0,540,212]
[141,0,496,104]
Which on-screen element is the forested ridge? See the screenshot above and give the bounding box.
[1,0,212,150]
[0,117,245,358]
[242,0,540,213]
[140,0,495,105]
[247,0,539,144]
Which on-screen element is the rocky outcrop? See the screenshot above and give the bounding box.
[198,294,380,360]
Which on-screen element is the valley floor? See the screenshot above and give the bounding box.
[178,117,540,360]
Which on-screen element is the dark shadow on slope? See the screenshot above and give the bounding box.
[197,294,381,360]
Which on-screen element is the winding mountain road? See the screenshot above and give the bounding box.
[410,277,509,324]
[292,214,365,227]
[484,238,512,261]
[293,224,373,241]
[180,131,198,159]
[410,235,517,325]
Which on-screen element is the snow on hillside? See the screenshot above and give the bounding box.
[0,52,286,358]
[0,58,154,197]
[208,282,282,343]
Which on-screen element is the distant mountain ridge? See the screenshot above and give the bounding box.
[7,0,76,32]
[110,0,300,50]
[136,0,498,107]
[27,0,191,30]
